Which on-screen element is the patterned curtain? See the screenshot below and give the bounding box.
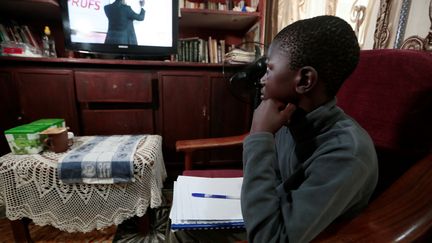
[265,0,373,48]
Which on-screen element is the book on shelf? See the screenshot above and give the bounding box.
[0,24,11,42]
[185,39,190,61]
[209,37,218,63]
[202,39,209,63]
[12,26,24,43]
[207,36,213,63]
[198,38,205,63]
[5,26,17,42]
[169,175,244,230]
[219,39,225,62]
[213,38,218,63]
[217,44,222,63]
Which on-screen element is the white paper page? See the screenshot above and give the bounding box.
[177,176,243,220]
[169,181,177,220]
[177,178,186,221]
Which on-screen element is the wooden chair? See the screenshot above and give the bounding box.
[176,49,432,241]
[176,133,247,177]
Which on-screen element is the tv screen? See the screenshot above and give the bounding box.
[60,0,178,57]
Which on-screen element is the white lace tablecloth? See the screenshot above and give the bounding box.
[0,135,166,233]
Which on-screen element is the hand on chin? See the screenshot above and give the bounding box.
[251,99,297,134]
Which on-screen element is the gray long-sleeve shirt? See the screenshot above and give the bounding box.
[241,98,378,243]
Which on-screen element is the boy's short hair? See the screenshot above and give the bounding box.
[273,15,360,97]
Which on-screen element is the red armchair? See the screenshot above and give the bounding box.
[176,49,432,241]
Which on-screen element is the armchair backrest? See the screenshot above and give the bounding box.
[336,49,432,195]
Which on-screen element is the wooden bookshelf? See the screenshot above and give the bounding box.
[179,8,260,31]
[0,0,60,20]
[177,2,266,63]
[0,0,266,61]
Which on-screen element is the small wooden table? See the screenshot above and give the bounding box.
[0,135,166,242]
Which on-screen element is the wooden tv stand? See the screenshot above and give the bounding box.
[0,56,251,177]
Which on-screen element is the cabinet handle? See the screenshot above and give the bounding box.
[202,106,210,121]
[202,106,207,118]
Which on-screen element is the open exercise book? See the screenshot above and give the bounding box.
[169,176,244,230]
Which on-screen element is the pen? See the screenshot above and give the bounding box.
[191,193,240,200]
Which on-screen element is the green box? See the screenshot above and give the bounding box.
[30,118,65,128]
[4,124,51,155]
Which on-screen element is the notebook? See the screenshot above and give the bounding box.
[169,176,244,230]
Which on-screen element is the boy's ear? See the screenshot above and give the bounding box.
[295,66,318,94]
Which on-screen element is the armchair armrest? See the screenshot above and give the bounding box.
[176,133,248,170]
[314,153,432,242]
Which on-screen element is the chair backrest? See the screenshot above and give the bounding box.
[336,49,432,195]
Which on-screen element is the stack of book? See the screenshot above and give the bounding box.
[224,48,257,64]
[169,176,244,230]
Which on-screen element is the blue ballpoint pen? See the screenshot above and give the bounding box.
[191,193,240,200]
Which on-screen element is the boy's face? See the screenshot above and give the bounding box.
[260,43,299,104]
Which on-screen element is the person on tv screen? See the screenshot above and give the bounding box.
[104,0,145,45]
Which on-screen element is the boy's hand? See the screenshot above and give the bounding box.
[250,99,297,134]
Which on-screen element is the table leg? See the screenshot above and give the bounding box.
[10,218,33,243]
[136,213,150,235]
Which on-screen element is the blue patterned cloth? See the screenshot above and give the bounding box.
[58,135,144,184]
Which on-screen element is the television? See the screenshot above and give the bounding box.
[60,0,178,58]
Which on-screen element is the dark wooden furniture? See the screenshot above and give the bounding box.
[0,57,251,179]
[0,0,264,241]
[0,0,266,173]
[0,0,266,59]
[0,66,80,147]
[174,49,432,242]
[0,70,20,157]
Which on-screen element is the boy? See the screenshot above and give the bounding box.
[241,15,378,243]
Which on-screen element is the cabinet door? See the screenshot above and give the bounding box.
[209,74,251,164]
[210,74,251,137]
[0,70,21,155]
[15,69,80,134]
[159,71,210,162]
